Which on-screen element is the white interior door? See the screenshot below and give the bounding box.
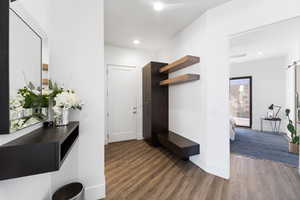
[107,65,138,143]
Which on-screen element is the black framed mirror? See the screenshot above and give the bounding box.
[0,1,48,134]
[0,0,10,135]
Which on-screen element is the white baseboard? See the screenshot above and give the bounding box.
[109,132,136,143]
[136,134,144,140]
[85,183,106,200]
[192,158,230,180]
[203,163,230,179]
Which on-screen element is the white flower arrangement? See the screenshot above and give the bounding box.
[10,94,25,111]
[53,90,83,115]
[10,94,25,121]
[10,117,40,132]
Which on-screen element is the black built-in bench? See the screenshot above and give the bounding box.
[157,131,200,160]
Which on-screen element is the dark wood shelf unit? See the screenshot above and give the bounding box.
[157,131,200,160]
[159,55,200,73]
[143,62,169,146]
[143,59,201,160]
[0,122,79,180]
[160,74,200,86]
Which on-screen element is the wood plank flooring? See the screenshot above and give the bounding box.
[105,140,300,200]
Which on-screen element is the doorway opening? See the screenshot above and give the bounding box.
[230,76,252,128]
[229,17,300,168]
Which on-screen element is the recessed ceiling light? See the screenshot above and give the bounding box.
[153,2,164,11]
[258,51,264,56]
[133,40,140,45]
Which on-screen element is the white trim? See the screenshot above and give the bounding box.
[203,163,230,180]
[106,63,136,68]
[109,132,137,143]
[189,157,231,180]
[84,183,106,200]
[136,133,144,140]
[105,64,139,144]
[10,1,48,42]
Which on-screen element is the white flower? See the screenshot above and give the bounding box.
[53,106,62,115]
[10,94,25,110]
[17,119,25,127]
[53,89,83,115]
[42,88,53,96]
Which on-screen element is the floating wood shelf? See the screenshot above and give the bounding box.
[42,64,48,71]
[160,74,200,86]
[160,55,200,73]
[0,122,79,180]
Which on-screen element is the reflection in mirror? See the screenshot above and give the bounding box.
[9,7,47,132]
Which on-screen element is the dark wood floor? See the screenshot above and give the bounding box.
[105,140,300,200]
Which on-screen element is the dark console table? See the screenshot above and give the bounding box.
[260,117,281,132]
[0,122,79,180]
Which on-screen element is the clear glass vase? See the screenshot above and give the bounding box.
[56,108,70,126]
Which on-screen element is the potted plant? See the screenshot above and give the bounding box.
[285,109,299,154]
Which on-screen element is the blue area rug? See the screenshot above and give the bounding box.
[231,128,299,167]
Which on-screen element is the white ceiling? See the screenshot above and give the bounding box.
[230,17,300,63]
[104,0,231,50]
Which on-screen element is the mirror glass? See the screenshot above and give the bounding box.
[9,7,47,132]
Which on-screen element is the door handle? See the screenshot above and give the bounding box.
[133,107,137,114]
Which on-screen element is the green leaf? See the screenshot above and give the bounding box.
[292,136,300,144]
[28,82,35,90]
[287,123,296,134]
[49,80,53,89]
[54,83,58,91]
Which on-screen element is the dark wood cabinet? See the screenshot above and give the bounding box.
[143,62,168,146]
[142,59,200,160]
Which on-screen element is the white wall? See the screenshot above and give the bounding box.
[0,1,53,200]
[50,0,105,199]
[1,0,105,200]
[157,0,300,179]
[157,15,209,175]
[2,0,300,198]
[230,56,287,131]
[104,45,156,142]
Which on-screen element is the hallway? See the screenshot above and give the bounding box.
[105,140,300,200]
